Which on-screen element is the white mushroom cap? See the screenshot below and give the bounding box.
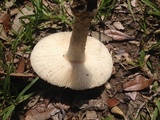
[30,32,113,90]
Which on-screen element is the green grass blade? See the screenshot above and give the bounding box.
[139,49,145,67]
[152,107,159,120]
[156,100,160,112]
[18,92,35,104]
[15,77,39,103]
[3,66,12,101]
[103,115,114,120]
[141,0,160,16]
[1,104,15,120]
[127,0,136,21]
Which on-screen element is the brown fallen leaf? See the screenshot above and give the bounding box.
[16,57,25,73]
[0,11,8,23]
[12,7,34,32]
[25,104,60,120]
[0,25,7,40]
[90,31,112,43]
[113,21,124,30]
[0,10,11,40]
[0,71,36,78]
[125,92,138,100]
[103,29,135,41]
[107,98,120,108]
[79,99,106,111]
[111,106,127,120]
[10,8,19,16]
[123,75,154,91]
[55,103,70,111]
[1,10,11,33]
[131,0,138,7]
[86,111,97,119]
[64,2,74,17]
[5,1,14,9]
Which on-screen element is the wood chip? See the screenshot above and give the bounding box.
[113,22,124,30]
[86,111,97,120]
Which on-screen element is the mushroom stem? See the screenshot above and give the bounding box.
[66,16,92,63]
[66,0,97,63]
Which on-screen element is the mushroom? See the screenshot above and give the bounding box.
[30,0,113,90]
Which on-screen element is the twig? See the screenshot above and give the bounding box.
[134,87,160,118]
[0,71,36,78]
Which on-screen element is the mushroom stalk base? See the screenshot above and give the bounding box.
[66,16,92,63]
[66,0,96,63]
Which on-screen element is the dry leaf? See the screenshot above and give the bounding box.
[79,99,106,110]
[2,10,11,33]
[0,25,7,40]
[114,52,132,63]
[86,111,97,119]
[64,3,74,17]
[0,71,35,78]
[0,10,11,33]
[125,92,138,100]
[104,29,134,41]
[25,115,36,120]
[12,7,34,32]
[25,104,60,120]
[16,57,25,73]
[0,11,8,23]
[27,96,40,108]
[90,31,112,42]
[111,106,127,119]
[107,98,120,108]
[55,103,70,111]
[10,8,19,16]
[111,106,124,116]
[113,22,124,30]
[131,0,138,7]
[5,1,14,9]
[123,76,154,91]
